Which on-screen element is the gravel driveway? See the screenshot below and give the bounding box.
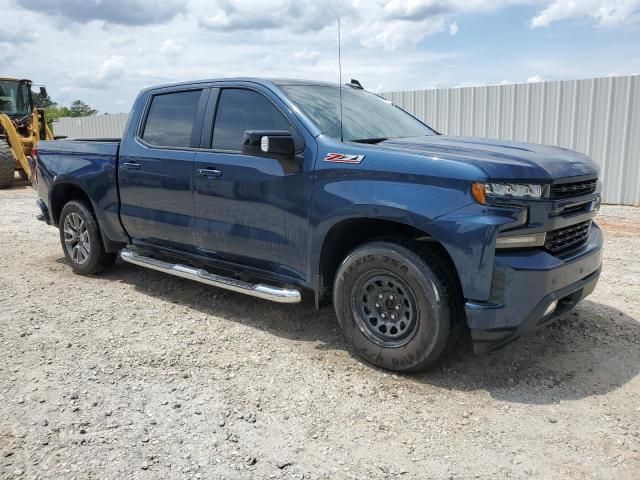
[1,185,639,480]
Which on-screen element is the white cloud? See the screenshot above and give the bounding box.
[355,15,447,50]
[196,0,453,50]
[294,50,322,66]
[0,30,37,45]
[199,0,352,33]
[0,47,17,69]
[527,74,544,83]
[531,0,640,27]
[380,0,530,20]
[159,39,184,57]
[2,0,639,114]
[97,56,126,81]
[198,1,512,50]
[16,0,185,26]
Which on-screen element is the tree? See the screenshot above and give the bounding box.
[32,95,98,131]
[69,100,97,117]
[45,105,72,127]
[32,94,65,130]
[32,92,57,109]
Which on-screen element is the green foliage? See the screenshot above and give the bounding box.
[37,96,99,132]
[32,93,56,109]
[69,100,98,117]
[45,105,72,125]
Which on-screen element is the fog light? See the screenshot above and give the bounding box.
[543,300,558,317]
[496,232,546,249]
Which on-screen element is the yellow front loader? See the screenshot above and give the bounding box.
[0,77,53,188]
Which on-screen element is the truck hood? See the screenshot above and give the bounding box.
[375,136,599,181]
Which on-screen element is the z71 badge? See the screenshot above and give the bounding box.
[324,153,365,164]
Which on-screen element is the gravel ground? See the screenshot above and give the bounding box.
[1,185,639,480]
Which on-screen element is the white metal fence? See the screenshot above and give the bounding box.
[383,75,640,206]
[51,75,639,205]
[53,113,129,140]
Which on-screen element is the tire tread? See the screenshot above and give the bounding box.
[0,141,15,189]
[333,238,464,372]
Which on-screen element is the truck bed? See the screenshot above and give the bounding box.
[37,138,120,157]
[35,138,127,248]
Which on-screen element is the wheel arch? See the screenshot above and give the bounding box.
[50,181,123,253]
[314,215,462,305]
[50,181,94,226]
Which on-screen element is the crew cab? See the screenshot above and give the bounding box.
[33,78,603,372]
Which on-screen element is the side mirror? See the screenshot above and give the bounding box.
[39,87,48,99]
[242,130,295,158]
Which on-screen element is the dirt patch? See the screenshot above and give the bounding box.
[1,187,639,479]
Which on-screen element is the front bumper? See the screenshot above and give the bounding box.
[467,223,603,353]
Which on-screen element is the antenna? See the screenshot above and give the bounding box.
[337,16,344,142]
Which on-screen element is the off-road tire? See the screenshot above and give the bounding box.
[0,140,14,189]
[59,200,116,275]
[333,240,462,373]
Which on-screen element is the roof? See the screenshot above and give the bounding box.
[269,78,338,87]
[0,77,25,82]
[144,77,339,92]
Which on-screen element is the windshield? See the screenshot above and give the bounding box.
[0,80,31,116]
[280,84,436,142]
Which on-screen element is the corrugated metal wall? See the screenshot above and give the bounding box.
[53,113,129,140]
[383,75,640,206]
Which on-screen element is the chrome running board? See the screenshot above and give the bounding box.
[120,249,301,304]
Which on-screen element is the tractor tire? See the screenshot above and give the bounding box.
[0,141,14,189]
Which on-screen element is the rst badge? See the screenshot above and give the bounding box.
[324,153,365,164]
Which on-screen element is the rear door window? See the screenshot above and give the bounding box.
[212,89,291,151]
[141,90,202,148]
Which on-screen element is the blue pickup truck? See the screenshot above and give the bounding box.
[33,78,603,372]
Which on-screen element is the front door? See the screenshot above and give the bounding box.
[193,86,313,280]
[119,88,208,251]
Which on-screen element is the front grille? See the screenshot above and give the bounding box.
[550,179,597,198]
[545,220,592,253]
[560,202,592,217]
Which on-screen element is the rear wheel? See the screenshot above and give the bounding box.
[0,140,14,189]
[59,200,116,275]
[333,240,461,372]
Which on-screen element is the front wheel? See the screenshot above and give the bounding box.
[333,241,460,373]
[58,200,116,275]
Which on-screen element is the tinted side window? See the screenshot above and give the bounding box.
[212,89,291,151]
[142,90,202,147]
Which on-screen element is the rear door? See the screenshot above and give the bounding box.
[118,87,208,251]
[192,85,314,280]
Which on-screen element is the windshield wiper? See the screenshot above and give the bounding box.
[351,137,388,144]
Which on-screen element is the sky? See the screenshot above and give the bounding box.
[1,0,639,113]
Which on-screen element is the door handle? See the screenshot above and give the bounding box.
[197,168,222,178]
[122,162,140,170]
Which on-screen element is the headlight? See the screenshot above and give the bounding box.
[486,182,543,198]
[471,182,545,204]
